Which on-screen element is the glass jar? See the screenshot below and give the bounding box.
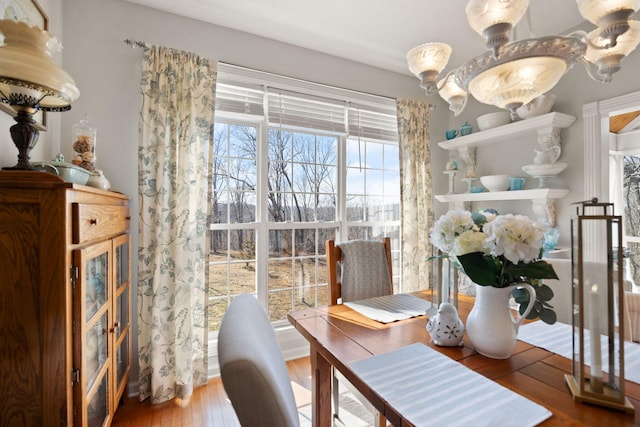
[72,114,97,171]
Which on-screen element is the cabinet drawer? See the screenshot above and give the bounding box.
[73,203,130,244]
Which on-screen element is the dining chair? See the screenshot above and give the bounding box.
[326,237,393,305]
[218,294,300,427]
[624,290,640,342]
[326,237,393,427]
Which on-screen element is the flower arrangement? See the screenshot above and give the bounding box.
[430,209,559,324]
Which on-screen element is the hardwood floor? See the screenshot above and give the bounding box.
[111,357,312,427]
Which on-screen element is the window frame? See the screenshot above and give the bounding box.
[208,64,400,377]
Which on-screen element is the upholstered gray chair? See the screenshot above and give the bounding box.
[218,294,300,427]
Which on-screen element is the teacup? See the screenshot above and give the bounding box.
[445,129,459,140]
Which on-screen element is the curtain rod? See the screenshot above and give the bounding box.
[124,38,150,49]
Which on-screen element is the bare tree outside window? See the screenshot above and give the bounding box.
[623,155,640,288]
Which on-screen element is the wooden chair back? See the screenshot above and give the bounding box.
[325,237,393,305]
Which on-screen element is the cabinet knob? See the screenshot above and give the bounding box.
[110,322,120,333]
[90,218,99,225]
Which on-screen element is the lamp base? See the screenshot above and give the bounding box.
[564,374,635,414]
[3,109,40,171]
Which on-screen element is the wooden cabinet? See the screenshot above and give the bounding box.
[0,171,131,427]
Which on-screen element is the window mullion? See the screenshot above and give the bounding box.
[256,120,270,309]
[338,135,348,242]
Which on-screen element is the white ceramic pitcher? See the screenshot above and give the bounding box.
[465,283,536,359]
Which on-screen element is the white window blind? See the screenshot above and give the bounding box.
[348,103,398,142]
[214,82,264,117]
[215,63,398,139]
[266,88,346,135]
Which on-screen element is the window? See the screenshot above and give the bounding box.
[208,64,400,332]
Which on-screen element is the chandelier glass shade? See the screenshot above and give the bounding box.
[408,0,640,117]
[406,42,452,95]
[0,19,79,170]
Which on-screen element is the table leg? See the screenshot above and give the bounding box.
[310,346,332,427]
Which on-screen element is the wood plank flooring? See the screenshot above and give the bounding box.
[111,357,312,427]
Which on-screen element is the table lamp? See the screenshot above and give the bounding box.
[566,198,634,413]
[0,19,80,170]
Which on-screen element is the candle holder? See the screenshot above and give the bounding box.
[565,198,634,413]
[429,247,458,316]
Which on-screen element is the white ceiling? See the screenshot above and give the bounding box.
[123,0,589,76]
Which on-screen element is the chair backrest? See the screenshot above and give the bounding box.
[218,294,300,427]
[326,237,393,305]
[624,291,640,343]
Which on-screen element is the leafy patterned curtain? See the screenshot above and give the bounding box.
[137,45,216,403]
[397,99,433,292]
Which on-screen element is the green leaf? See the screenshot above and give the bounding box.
[536,284,555,302]
[539,308,557,324]
[457,252,500,286]
[504,260,558,280]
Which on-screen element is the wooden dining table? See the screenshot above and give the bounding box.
[287,291,640,427]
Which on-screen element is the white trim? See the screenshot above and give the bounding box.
[583,90,640,202]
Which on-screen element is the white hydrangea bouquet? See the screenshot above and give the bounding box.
[430,209,559,324]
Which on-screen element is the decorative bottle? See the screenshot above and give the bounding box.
[72,114,97,171]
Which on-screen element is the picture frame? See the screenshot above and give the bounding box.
[0,0,49,130]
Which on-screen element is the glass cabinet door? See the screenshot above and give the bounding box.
[112,234,131,404]
[73,240,113,427]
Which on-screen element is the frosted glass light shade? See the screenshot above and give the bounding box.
[585,20,640,79]
[468,56,567,111]
[466,0,529,34]
[406,42,452,95]
[576,0,640,25]
[457,35,585,114]
[0,20,79,110]
[407,42,452,76]
[466,0,529,52]
[438,74,468,116]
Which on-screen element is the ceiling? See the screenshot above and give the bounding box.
[610,111,640,134]
[123,0,589,76]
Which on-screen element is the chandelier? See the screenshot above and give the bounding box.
[407,0,640,118]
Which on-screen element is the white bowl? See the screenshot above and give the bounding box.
[480,174,510,192]
[516,94,556,120]
[477,111,511,131]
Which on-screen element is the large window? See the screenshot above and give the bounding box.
[208,64,400,331]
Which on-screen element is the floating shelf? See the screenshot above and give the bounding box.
[435,189,569,226]
[434,188,569,203]
[437,112,576,151]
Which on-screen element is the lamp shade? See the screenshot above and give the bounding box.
[0,20,79,111]
[407,42,452,77]
[459,35,586,113]
[438,73,467,116]
[465,0,529,37]
[576,0,640,25]
[590,20,640,53]
[585,20,640,78]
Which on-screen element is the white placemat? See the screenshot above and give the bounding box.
[344,294,433,323]
[350,343,552,427]
[519,321,640,384]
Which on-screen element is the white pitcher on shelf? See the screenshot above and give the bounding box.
[533,146,560,165]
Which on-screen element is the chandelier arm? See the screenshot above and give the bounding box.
[577,55,613,83]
